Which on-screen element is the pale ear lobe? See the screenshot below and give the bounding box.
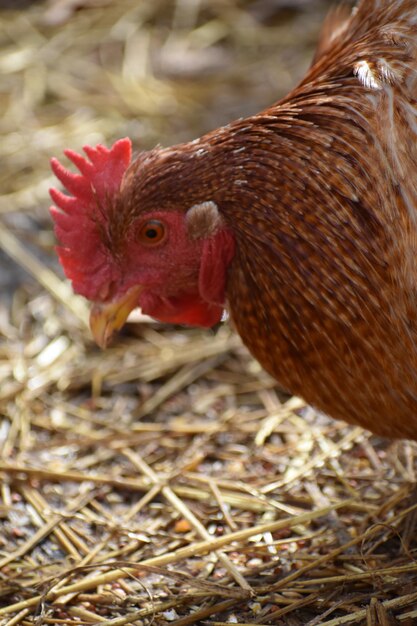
[186,201,223,240]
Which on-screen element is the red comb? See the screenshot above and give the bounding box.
[50,137,132,209]
[49,138,132,299]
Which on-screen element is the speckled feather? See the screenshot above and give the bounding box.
[222,0,417,438]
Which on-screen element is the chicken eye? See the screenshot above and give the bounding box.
[138,220,166,245]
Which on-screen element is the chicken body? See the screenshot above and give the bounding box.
[51,0,417,439]
[223,1,417,438]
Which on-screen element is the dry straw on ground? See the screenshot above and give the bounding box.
[1,1,417,624]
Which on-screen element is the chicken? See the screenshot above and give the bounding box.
[50,0,417,439]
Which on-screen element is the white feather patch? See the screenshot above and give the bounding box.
[354,60,382,90]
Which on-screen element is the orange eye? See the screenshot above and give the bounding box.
[138,220,166,245]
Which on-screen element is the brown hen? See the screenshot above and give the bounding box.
[51,0,417,439]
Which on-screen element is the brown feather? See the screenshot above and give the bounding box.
[223,0,417,438]
[312,3,352,65]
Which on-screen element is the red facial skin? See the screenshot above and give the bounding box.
[50,139,235,329]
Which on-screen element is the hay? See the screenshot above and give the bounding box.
[2,0,417,624]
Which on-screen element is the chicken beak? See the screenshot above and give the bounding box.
[89,285,143,349]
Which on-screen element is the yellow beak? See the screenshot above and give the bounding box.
[89,286,142,349]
